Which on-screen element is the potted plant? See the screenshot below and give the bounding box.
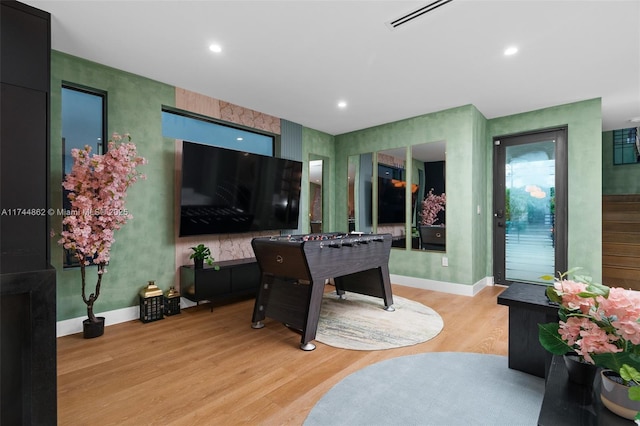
[538,268,640,421]
[56,132,146,338]
[189,244,219,269]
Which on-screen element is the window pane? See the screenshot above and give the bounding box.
[62,87,104,172]
[613,127,639,165]
[61,85,105,267]
[161,110,273,156]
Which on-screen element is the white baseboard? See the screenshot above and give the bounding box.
[390,274,493,297]
[56,297,198,337]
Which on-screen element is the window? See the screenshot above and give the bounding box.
[61,84,106,267]
[161,109,274,156]
[613,127,639,165]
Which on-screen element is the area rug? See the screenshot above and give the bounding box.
[315,292,444,350]
[304,352,545,426]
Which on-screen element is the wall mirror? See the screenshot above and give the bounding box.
[411,141,446,252]
[375,147,408,248]
[347,153,372,233]
[309,154,327,233]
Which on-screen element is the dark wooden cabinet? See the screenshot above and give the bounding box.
[0,2,56,424]
[497,282,559,378]
[180,258,260,308]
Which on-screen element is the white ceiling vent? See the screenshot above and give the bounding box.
[385,0,454,30]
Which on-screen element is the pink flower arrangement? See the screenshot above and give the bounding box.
[544,277,640,364]
[57,132,146,323]
[420,188,446,226]
[538,268,640,381]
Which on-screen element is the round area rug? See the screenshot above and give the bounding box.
[304,352,545,426]
[315,292,444,350]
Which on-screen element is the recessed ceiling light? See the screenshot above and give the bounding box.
[504,46,518,56]
[209,44,222,53]
[236,137,244,141]
[337,101,347,109]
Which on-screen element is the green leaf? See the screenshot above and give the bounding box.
[620,364,640,383]
[545,286,562,304]
[591,353,640,373]
[538,323,572,355]
[585,281,610,297]
[629,386,640,402]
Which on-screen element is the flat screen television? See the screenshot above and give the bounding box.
[179,141,302,236]
[377,177,419,224]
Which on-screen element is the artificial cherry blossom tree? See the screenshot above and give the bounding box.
[58,132,146,323]
[420,188,446,226]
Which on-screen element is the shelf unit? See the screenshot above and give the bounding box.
[180,258,260,310]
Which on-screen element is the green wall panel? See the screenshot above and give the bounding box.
[334,105,482,286]
[51,51,176,321]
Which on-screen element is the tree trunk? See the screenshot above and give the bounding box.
[80,259,104,323]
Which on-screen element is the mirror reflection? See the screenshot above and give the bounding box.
[347,153,373,233]
[309,157,323,233]
[411,141,446,251]
[375,148,410,248]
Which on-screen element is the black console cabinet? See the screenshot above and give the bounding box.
[180,258,260,308]
[1,2,56,425]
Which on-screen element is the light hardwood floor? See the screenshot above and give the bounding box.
[57,284,509,425]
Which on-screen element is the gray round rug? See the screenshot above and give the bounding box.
[304,352,545,426]
[315,292,444,350]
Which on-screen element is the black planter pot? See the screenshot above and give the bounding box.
[194,258,204,269]
[83,316,105,339]
[563,353,598,386]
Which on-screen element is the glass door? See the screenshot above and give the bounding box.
[493,129,567,285]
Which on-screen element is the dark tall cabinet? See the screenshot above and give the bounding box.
[1,1,57,424]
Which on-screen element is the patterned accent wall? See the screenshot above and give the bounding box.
[174,88,284,276]
[175,88,280,134]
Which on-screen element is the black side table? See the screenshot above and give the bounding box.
[497,282,559,378]
[538,355,630,426]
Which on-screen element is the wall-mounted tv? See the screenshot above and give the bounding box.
[377,177,419,224]
[180,141,302,236]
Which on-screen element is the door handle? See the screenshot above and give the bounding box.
[495,209,504,218]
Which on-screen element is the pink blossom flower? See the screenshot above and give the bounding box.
[57,133,145,273]
[420,188,446,226]
[555,280,593,314]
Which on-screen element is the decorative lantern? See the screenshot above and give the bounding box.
[163,286,181,316]
[139,280,164,323]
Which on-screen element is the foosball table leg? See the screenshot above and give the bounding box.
[251,321,265,329]
[300,342,316,351]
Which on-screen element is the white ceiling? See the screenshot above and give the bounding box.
[23,0,640,135]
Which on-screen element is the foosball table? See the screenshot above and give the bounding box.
[251,232,395,350]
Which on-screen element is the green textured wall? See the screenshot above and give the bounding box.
[302,127,335,233]
[51,52,176,321]
[333,99,603,287]
[487,98,603,281]
[334,105,484,286]
[470,107,489,281]
[602,130,640,194]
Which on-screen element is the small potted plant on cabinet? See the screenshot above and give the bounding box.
[189,244,219,269]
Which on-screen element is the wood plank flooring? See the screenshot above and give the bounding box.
[56,284,508,425]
